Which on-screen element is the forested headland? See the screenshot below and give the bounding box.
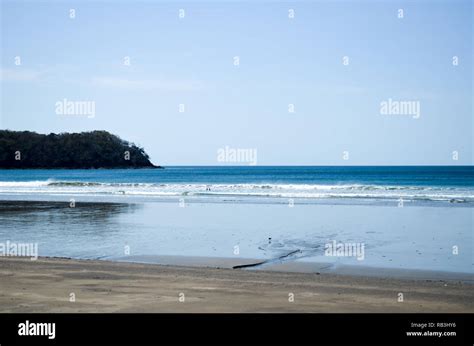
[0,130,159,169]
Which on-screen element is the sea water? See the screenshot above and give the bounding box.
[0,166,472,273]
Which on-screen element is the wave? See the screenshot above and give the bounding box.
[0,181,455,190]
[0,180,473,203]
[0,181,52,187]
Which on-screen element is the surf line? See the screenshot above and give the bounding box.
[232,249,301,269]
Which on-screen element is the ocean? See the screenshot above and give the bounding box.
[0,166,472,274]
[0,166,473,205]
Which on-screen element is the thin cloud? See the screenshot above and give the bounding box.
[1,67,206,93]
[90,77,205,91]
[0,68,42,82]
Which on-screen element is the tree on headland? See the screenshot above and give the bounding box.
[0,130,160,169]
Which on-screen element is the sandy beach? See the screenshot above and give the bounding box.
[0,256,472,313]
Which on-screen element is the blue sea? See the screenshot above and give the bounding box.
[0,166,473,205]
[0,166,473,274]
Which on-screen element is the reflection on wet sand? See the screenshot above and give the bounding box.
[0,200,140,223]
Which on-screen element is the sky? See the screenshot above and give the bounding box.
[1,0,472,165]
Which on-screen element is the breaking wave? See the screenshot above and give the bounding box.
[0,180,473,203]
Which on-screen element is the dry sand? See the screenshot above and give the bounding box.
[0,256,472,313]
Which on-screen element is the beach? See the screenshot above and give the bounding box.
[0,256,472,313]
[0,167,472,313]
[2,2,473,343]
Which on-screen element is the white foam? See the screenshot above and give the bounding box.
[0,180,472,203]
[0,180,52,187]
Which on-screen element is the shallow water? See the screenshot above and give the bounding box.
[0,200,471,273]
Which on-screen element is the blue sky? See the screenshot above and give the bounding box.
[1,0,472,165]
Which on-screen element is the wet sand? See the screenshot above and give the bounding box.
[0,256,472,313]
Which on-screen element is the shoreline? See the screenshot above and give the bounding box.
[113,254,474,283]
[0,256,472,313]
[1,195,472,209]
